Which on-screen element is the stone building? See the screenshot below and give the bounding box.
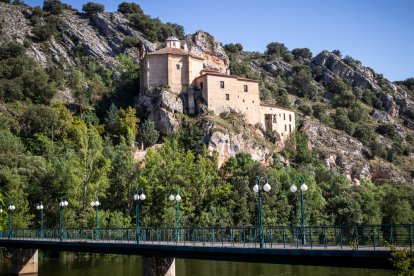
[140,36,295,140]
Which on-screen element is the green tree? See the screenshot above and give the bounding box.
[265,42,289,58]
[42,0,64,15]
[138,120,159,148]
[117,2,143,14]
[292,48,312,60]
[82,2,104,16]
[333,108,354,135]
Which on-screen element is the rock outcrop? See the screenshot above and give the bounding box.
[0,3,155,73]
[200,118,275,167]
[185,30,229,72]
[263,60,294,77]
[302,120,407,183]
[136,89,183,135]
[302,120,370,182]
[311,51,380,91]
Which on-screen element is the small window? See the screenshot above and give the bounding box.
[173,42,176,47]
[283,113,286,120]
[285,124,287,131]
[252,101,254,103]
[289,114,292,122]
[220,81,225,88]
[200,82,203,90]
[289,124,292,133]
[176,64,180,70]
[225,94,229,100]
[243,99,245,103]
[273,115,277,123]
[244,85,248,92]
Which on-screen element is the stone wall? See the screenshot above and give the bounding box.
[141,55,168,89]
[260,105,295,141]
[195,74,262,125]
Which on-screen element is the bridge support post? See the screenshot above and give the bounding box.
[142,256,175,276]
[12,248,38,275]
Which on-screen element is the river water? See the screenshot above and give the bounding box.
[0,254,393,275]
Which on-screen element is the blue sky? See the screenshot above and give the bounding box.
[24,0,414,81]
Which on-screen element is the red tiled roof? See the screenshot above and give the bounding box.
[147,47,204,60]
[260,103,294,112]
[195,71,259,83]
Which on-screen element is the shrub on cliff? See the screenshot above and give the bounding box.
[82,2,104,16]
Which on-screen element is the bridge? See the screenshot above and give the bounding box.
[0,224,412,275]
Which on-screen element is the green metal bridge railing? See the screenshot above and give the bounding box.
[0,224,412,250]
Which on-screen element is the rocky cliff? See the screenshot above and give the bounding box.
[1,2,413,185]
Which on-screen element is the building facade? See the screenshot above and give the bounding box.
[140,37,295,140]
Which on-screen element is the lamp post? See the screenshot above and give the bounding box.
[290,177,308,244]
[169,189,181,242]
[134,188,146,243]
[253,176,271,248]
[36,202,44,239]
[0,206,2,238]
[7,204,16,239]
[90,196,100,241]
[59,197,68,241]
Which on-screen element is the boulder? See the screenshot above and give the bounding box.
[136,89,183,135]
[185,30,229,72]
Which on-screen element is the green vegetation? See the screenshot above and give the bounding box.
[0,0,413,249]
[390,247,414,275]
[117,2,184,42]
[82,2,104,15]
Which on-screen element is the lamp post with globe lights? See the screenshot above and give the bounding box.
[169,189,181,242]
[134,188,146,243]
[59,197,68,241]
[90,196,100,240]
[36,202,44,238]
[290,177,308,244]
[7,204,16,239]
[253,176,271,248]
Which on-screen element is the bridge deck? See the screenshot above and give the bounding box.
[0,237,394,269]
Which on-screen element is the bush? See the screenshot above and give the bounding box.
[348,104,367,123]
[117,2,143,14]
[82,2,104,15]
[263,130,280,144]
[332,50,342,58]
[390,248,414,275]
[376,124,396,138]
[333,108,354,135]
[298,104,312,116]
[292,48,312,60]
[353,124,377,145]
[122,35,139,48]
[224,43,243,54]
[32,25,53,41]
[43,0,64,15]
[0,42,25,59]
[265,42,289,58]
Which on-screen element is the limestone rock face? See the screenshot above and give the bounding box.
[311,51,379,91]
[200,119,275,167]
[301,120,407,183]
[185,30,229,72]
[263,60,294,77]
[301,120,369,182]
[310,51,414,118]
[136,89,183,135]
[0,3,155,73]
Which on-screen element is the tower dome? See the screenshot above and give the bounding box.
[166,36,181,48]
